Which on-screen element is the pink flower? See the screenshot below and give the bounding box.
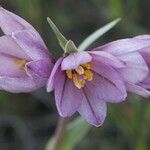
[0,7,53,93]
[94,37,150,98]
[47,38,150,127]
[133,35,150,89]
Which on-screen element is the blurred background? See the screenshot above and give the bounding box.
[0,0,149,150]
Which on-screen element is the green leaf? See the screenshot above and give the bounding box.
[60,117,91,150]
[47,17,68,50]
[78,18,121,51]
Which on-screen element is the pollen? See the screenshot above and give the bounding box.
[66,62,93,89]
[75,66,84,75]
[66,70,73,79]
[82,63,91,69]
[14,59,27,70]
[84,70,93,81]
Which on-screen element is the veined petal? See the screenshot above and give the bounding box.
[91,60,127,102]
[26,59,53,78]
[138,76,150,89]
[54,71,82,117]
[138,48,150,88]
[125,82,150,98]
[47,58,63,92]
[0,53,26,77]
[0,76,46,93]
[0,7,36,34]
[0,35,30,60]
[61,51,92,70]
[12,30,51,60]
[118,52,149,84]
[78,88,107,127]
[89,51,125,68]
[93,38,150,56]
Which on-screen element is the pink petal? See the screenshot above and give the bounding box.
[0,7,36,34]
[93,38,150,56]
[47,58,63,92]
[61,51,92,70]
[78,88,107,127]
[0,76,46,93]
[0,35,30,60]
[125,82,150,98]
[89,51,125,68]
[0,54,26,77]
[91,60,127,102]
[26,59,53,78]
[54,71,82,117]
[138,76,150,89]
[12,30,51,60]
[118,52,149,84]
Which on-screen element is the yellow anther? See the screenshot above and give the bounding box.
[82,63,91,69]
[75,66,84,75]
[73,73,85,89]
[66,70,73,79]
[66,62,93,89]
[14,59,27,70]
[84,70,93,81]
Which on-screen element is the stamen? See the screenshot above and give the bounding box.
[14,59,27,70]
[82,63,91,69]
[84,70,93,81]
[73,73,85,89]
[66,70,73,79]
[66,62,93,89]
[75,66,84,75]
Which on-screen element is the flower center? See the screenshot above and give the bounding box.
[66,63,93,89]
[14,59,27,70]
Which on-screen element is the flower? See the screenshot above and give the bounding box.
[47,37,150,127]
[95,37,150,98]
[46,17,150,127]
[0,7,53,93]
[132,35,150,90]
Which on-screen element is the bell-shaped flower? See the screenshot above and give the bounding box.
[47,50,127,126]
[0,7,53,93]
[47,19,150,127]
[131,35,150,90]
[95,37,150,98]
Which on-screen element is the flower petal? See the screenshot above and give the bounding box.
[93,38,150,56]
[138,76,150,89]
[91,59,127,102]
[0,53,26,77]
[78,88,107,127]
[0,35,30,60]
[54,70,82,117]
[0,7,36,34]
[61,51,92,70]
[125,82,150,98]
[0,76,46,93]
[26,59,53,78]
[47,58,63,92]
[12,30,51,60]
[89,51,125,68]
[118,52,149,84]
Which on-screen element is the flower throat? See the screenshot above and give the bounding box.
[66,63,93,89]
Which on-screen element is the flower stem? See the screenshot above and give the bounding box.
[46,117,69,150]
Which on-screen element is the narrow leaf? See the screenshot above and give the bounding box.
[78,18,121,51]
[47,17,68,50]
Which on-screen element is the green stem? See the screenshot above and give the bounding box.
[46,117,69,150]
